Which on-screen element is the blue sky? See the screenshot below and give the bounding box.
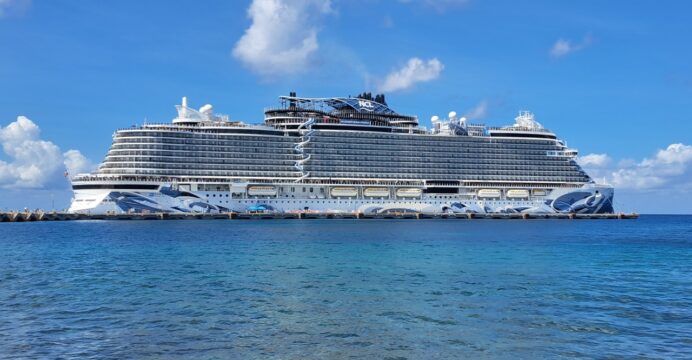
[0,0,691,213]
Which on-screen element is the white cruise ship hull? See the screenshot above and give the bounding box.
[69,183,614,215]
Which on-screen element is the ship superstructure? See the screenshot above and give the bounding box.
[69,94,614,214]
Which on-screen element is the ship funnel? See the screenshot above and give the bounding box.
[182,96,188,108]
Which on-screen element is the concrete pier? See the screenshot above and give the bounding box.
[0,211,639,222]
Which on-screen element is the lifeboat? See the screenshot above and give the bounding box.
[532,189,547,196]
[247,186,277,196]
[477,189,501,198]
[506,189,530,198]
[396,188,422,198]
[364,187,390,197]
[331,187,358,197]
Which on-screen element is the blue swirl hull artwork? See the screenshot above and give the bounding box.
[69,184,613,215]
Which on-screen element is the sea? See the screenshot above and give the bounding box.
[0,216,690,359]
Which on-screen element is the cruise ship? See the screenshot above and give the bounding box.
[68,93,614,214]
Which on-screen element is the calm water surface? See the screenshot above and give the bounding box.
[0,216,690,359]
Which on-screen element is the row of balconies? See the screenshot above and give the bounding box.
[112,134,559,149]
[104,157,298,166]
[315,132,556,144]
[310,141,561,152]
[97,164,588,181]
[106,151,302,160]
[101,158,583,172]
[115,131,561,147]
[113,135,557,150]
[110,140,562,155]
[115,133,296,143]
[110,144,295,153]
[105,146,572,163]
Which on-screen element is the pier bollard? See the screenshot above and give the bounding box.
[522,213,529,220]
[466,213,473,219]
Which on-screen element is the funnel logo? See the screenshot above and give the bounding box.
[358,100,374,111]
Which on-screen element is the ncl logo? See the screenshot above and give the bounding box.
[358,100,374,110]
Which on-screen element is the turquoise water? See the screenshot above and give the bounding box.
[0,216,690,359]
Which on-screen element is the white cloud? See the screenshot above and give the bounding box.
[463,100,488,120]
[580,144,692,191]
[379,57,444,92]
[577,153,611,168]
[232,0,332,77]
[0,116,93,189]
[550,34,592,58]
[63,149,93,177]
[0,0,30,17]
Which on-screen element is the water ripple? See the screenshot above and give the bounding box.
[0,216,690,358]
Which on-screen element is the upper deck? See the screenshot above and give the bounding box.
[264,92,422,133]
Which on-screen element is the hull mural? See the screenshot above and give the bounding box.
[69,184,614,215]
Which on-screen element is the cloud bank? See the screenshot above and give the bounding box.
[550,34,592,58]
[379,57,444,92]
[578,143,692,191]
[0,116,93,189]
[232,0,332,77]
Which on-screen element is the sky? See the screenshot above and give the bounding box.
[0,0,691,213]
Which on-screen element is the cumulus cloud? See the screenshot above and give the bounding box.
[232,0,332,77]
[63,149,93,177]
[577,153,611,168]
[0,0,30,17]
[579,144,692,191]
[379,57,444,92]
[462,100,488,120]
[0,116,93,189]
[550,34,592,58]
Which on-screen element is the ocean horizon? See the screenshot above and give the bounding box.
[1,215,690,359]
